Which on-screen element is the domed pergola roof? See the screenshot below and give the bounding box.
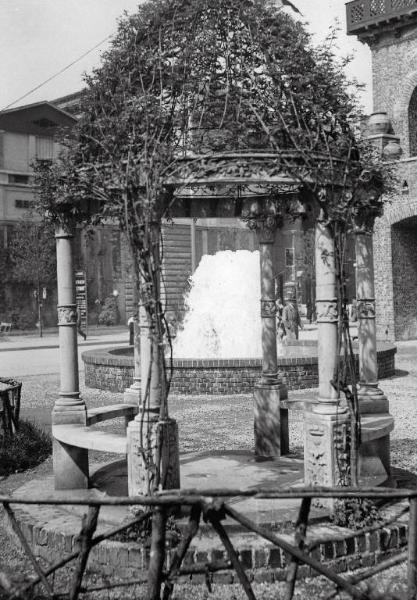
[74,0,355,209]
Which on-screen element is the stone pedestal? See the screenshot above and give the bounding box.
[52,225,88,490]
[304,412,351,489]
[127,416,180,495]
[254,382,288,457]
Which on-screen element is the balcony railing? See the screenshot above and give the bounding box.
[346,0,417,35]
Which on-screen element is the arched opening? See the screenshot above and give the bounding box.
[392,215,417,339]
[408,86,417,156]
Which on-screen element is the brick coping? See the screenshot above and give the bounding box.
[82,342,396,369]
[4,472,408,585]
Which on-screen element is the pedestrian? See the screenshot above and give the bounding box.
[276,297,286,341]
[349,298,358,323]
[77,306,87,341]
[306,300,313,324]
[282,295,303,340]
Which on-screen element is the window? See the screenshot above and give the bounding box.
[15,199,34,210]
[9,174,30,185]
[36,136,54,160]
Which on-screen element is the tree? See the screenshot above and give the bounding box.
[6,214,56,336]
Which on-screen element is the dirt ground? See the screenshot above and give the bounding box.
[1,341,417,598]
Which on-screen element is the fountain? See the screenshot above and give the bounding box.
[82,245,396,396]
[174,249,262,359]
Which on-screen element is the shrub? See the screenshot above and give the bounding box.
[98,296,119,326]
[0,420,52,475]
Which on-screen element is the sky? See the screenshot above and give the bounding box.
[0,0,373,113]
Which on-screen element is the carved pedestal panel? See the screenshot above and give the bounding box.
[304,412,351,510]
[127,416,180,496]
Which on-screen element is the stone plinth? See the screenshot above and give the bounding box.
[127,416,180,496]
[304,412,351,491]
[254,382,288,457]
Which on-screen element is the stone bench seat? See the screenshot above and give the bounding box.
[360,414,394,443]
[53,423,128,454]
[53,403,139,489]
[86,403,138,426]
[53,403,139,454]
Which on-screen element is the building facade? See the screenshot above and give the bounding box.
[347,0,417,341]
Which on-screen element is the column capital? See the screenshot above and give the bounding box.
[353,208,377,235]
[357,298,376,320]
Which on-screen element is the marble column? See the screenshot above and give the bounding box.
[304,215,350,492]
[249,212,289,458]
[355,218,392,479]
[355,223,388,413]
[52,225,88,490]
[127,222,180,495]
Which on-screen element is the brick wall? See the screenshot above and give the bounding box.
[367,25,417,340]
[82,346,396,395]
[373,187,417,341]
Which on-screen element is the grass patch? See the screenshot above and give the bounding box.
[0,421,52,475]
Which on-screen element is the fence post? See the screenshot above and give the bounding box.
[147,506,167,600]
[408,496,417,600]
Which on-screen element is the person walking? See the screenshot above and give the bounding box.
[276,297,286,341]
[282,295,303,341]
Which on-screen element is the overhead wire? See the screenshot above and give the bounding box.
[1,35,113,112]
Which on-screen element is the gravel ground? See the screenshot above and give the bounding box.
[1,341,417,598]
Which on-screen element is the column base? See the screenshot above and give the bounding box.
[357,383,389,414]
[52,401,87,425]
[304,411,351,511]
[124,385,141,405]
[254,381,289,458]
[127,415,180,496]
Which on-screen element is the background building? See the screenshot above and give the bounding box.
[347,0,417,341]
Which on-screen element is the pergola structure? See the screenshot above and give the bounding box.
[46,0,394,501]
[51,148,393,498]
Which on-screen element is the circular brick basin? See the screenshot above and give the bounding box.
[82,341,396,395]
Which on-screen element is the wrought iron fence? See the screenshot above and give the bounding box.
[0,486,415,600]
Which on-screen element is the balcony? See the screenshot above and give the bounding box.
[346,0,417,35]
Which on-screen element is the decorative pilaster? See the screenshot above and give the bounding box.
[127,221,180,495]
[355,219,388,414]
[304,214,350,497]
[52,225,87,490]
[243,201,288,457]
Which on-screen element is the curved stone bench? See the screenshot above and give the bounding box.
[52,403,138,490]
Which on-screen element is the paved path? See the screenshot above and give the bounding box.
[0,327,127,353]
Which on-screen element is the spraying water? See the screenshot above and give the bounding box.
[173,250,263,358]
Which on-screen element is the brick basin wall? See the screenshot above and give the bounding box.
[3,496,409,586]
[82,344,396,395]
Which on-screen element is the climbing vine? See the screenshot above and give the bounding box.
[35,0,398,493]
